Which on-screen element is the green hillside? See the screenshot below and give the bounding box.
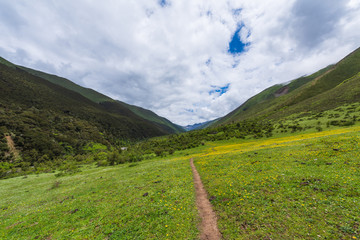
[118,102,185,133]
[19,66,184,133]
[215,47,360,125]
[0,60,172,175]
[0,57,17,69]
[18,66,113,103]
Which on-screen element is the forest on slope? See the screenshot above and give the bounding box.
[0,59,176,177]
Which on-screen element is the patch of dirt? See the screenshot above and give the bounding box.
[274,86,289,97]
[311,68,335,86]
[5,135,19,159]
[190,158,221,240]
[6,221,24,229]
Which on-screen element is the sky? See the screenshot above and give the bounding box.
[0,0,360,126]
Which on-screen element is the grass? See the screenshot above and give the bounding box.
[215,47,360,126]
[0,158,199,239]
[2,122,360,239]
[194,127,360,239]
[121,103,185,134]
[18,65,183,134]
[18,66,113,104]
[272,102,360,137]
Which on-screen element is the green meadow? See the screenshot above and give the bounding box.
[0,158,199,239]
[1,21,360,240]
[195,128,360,239]
[1,124,360,239]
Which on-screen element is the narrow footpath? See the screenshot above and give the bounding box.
[190,158,221,240]
[5,135,19,159]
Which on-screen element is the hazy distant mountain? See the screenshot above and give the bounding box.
[183,119,219,131]
[183,123,205,131]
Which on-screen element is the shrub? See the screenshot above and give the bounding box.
[97,160,109,167]
[316,126,323,132]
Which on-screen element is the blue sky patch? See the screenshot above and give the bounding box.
[232,8,242,16]
[159,0,169,7]
[209,83,230,96]
[228,24,251,55]
[205,58,211,66]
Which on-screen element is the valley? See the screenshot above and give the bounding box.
[1,46,360,239]
[1,1,360,239]
[1,123,359,239]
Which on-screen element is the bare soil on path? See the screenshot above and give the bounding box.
[5,135,19,159]
[190,158,221,240]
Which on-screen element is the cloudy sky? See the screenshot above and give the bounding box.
[1,0,360,125]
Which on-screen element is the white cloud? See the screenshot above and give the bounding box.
[0,0,359,125]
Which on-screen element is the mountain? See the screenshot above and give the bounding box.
[183,122,206,131]
[183,119,219,131]
[116,101,185,134]
[0,57,178,163]
[19,66,112,103]
[18,66,184,134]
[214,47,360,126]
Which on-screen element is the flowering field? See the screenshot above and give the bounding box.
[195,127,360,239]
[0,158,199,239]
[1,125,360,239]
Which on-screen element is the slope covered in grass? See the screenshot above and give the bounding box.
[19,66,112,103]
[215,47,360,125]
[0,61,172,175]
[19,65,183,134]
[194,126,360,239]
[0,57,16,69]
[118,102,185,133]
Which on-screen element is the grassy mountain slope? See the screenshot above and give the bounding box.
[19,66,184,133]
[118,102,185,133]
[0,57,17,69]
[215,47,360,125]
[0,60,171,165]
[18,66,112,103]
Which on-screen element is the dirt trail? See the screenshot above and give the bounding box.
[190,158,221,240]
[5,135,19,158]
